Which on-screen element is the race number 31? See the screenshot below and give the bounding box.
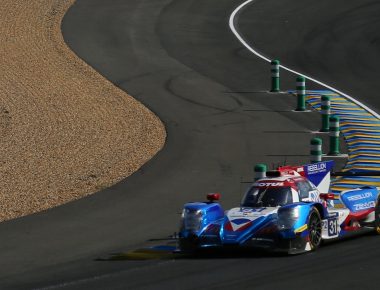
[328,218,338,236]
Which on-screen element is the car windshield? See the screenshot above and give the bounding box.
[241,186,293,207]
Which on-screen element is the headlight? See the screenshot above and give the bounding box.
[181,209,203,231]
[277,206,299,230]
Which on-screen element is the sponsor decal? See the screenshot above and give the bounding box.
[229,208,273,218]
[242,208,255,214]
[307,162,327,174]
[341,188,377,212]
[327,212,339,218]
[251,238,274,242]
[304,160,334,191]
[353,201,376,211]
[347,192,373,201]
[226,208,277,232]
[310,190,320,202]
[322,218,339,237]
[255,182,284,187]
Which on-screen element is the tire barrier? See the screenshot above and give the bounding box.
[270,60,280,92]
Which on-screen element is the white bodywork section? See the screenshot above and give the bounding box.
[227,207,277,231]
[315,172,331,194]
[321,208,350,239]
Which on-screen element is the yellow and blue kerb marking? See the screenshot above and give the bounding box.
[305,90,380,198]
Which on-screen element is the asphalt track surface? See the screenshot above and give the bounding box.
[0,0,379,289]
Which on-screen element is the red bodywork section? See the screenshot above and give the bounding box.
[342,208,375,231]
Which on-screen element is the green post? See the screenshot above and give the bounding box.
[270,60,280,92]
[310,138,322,163]
[296,76,306,111]
[320,95,331,132]
[329,115,340,155]
[254,164,267,180]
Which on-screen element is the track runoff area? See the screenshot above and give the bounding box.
[230,0,380,203]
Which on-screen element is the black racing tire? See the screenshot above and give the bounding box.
[178,238,198,253]
[308,207,322,250]
[374,198,380,235]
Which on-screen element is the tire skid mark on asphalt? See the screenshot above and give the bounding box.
[97,245,181,261]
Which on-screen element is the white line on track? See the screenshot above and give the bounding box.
[229,0,380,119]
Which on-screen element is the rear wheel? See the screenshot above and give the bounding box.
[374,198,380,234]
[308,208,322,250]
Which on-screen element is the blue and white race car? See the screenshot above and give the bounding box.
[178,161,380,254]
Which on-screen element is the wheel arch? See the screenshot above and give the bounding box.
[312,203,326,219]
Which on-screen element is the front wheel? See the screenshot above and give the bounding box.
[178,237,198,253]
[308,208,322,250]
